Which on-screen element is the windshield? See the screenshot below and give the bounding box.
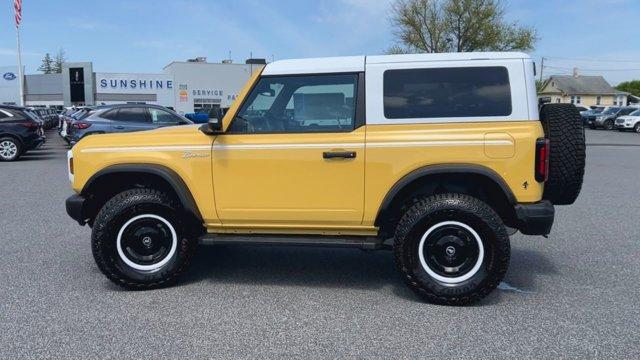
[601,107,620,115]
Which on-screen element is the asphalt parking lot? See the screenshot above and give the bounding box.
[1,129,639,359]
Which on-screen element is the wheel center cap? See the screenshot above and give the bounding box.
[445,245,456,257]
[142,236,153,248]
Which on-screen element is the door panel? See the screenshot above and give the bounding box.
[212,128,365,226]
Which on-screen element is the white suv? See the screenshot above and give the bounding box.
[615,108,640,133]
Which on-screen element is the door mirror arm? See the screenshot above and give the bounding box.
[200,118,224,135]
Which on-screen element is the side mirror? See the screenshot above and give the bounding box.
[199,117,224,135]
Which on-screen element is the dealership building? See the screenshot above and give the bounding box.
[0,58,264,114]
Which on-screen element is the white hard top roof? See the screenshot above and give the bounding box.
[262,52,531,75]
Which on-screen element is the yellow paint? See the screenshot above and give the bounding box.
[70,69,545,236]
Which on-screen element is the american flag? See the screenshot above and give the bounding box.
[14,0,22,27]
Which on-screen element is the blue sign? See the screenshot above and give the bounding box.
[3,72,16,81]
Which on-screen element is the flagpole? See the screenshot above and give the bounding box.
[15,25,25,107]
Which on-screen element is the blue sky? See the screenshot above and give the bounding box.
[1,0,639,84]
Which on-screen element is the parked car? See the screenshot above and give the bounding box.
[587,106,637,130]
[614,109,640,133]
[184,108,228,124]
[0,105,46,161]
[65,52,586,305]
[580,107,604,125]
[65,104,192,145]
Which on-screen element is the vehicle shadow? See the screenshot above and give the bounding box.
[178,244,558,305]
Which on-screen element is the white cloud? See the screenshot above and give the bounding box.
[0,47,42,57]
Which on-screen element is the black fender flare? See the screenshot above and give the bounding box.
[82,164,203,222]
[374,164,516,227]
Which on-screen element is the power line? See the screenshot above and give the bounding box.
[543,56,640,63]
[544,65,640,72]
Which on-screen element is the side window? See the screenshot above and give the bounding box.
[101,109,119,120]
[149,108,183,125]
[116,107,150,123]
[383,66,512,119]
[230,73,358,134]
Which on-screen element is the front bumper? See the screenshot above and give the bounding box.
[514,201,555,235]
[614,123,633,129]
[66,194,87,226]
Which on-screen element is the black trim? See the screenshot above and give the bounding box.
[65,194,86,225]
[82,164,202,221]
[375,164,517,227]
[354,72,366,129]
[514,200,554,235]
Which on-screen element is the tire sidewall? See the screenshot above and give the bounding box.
[92,196,189,286]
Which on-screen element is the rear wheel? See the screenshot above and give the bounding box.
[0,137,22,161]
[539,104,586,205]
[394,193,510,306]
[91,188,197,289]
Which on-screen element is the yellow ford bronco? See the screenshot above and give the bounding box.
[66,53,585,305]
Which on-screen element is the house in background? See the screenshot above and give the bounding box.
[538,74,628,107]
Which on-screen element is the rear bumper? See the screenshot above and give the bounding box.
[66,194,87,226]
[514,201,555,235]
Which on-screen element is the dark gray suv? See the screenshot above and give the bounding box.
[65,104,192,145]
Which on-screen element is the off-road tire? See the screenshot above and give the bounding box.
[91,188,197,289]
[394,193,510,306]
[539,104,586,205]
[0,137,22,162]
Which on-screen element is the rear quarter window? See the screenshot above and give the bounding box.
[383,66,512,119]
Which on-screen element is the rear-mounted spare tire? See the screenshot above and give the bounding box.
[539,104,586,205]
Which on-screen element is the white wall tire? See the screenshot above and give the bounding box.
[116,214,178,273]
[91,188,197,289]
[418,221,485,284]
[394,193,510,305]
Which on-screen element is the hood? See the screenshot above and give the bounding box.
[72,124,211,152]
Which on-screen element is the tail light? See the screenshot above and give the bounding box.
[18,121,39,130]
[73,122,92,129]
[535,138,550,182]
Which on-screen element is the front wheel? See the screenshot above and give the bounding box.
[604,120,614,130]
[394,193,510,305]
[91,188,197,289]
[0,137,22,161]
[635,123,640,134]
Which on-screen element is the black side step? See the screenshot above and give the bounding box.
[199,234,386,250]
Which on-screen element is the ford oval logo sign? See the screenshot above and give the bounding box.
[3,72,16,81]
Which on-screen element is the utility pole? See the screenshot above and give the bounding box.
[539,57,545,83]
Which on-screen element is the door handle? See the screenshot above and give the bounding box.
[323,151,356,159]
[114,125,125,129]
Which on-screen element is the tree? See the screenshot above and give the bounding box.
[38,53,54,74]
[616,80,640,97]
[52,48,67,74]
[388,0,537,54]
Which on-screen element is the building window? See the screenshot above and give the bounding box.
[596,96,601,105]
[556,98,561,103]
[383,66,512,119]
[570,96,581,104]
